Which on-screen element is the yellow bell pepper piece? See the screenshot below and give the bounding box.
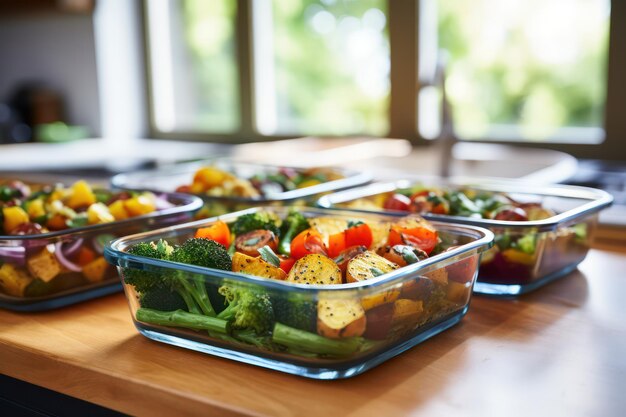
[124,195,156,217]
[3,206,30,233]
[297,179,322,189]
[193,167,234,188]
[87,202,115,224]
[501,249,536,266]
[108,200,129,220]
[26,199,46,220]
[66,180,96,209]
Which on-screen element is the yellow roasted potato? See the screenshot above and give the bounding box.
[392,299,424,324]
[232,252,286,280]
[308,217,348,245]
[424,267,448,285]
[286,254,341,285]
[0,263,34,296]
[346,251,399,283]
[82,256,110,283]
[27,248,61,282]
[317,299,366,338]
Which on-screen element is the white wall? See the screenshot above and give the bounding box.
[0,12,101,136]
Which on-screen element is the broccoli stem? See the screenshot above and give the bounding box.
[177,276,216,316]
[176,288,201,314]
[272,323,363,356]
[232,329,271,349]
[216,302,237,321]
[136,308,229,333]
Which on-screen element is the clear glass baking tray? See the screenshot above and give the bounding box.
[0,180,202,311]
[317,178,613,296]
[110,159,371,217]
[105,207,493,379]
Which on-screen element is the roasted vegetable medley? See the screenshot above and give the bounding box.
[342,184,589,285]
[0,180,168,298]
[122,209,477,359]
[176,166,344,198]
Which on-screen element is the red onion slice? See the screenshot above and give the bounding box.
[155,194,175,210]
[54,242,82,272]
[63,238,83,257]
[0,246,26,266]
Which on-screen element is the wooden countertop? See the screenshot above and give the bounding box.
[1,248,626,417]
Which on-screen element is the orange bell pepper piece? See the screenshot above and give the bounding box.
[195,221,231,247]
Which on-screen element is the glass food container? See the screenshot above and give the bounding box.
[110,160,371,218]
[105,207,493,379]
[317,179,613,296]
[0,181,203,311]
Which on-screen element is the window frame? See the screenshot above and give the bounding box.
[142,0,626,161]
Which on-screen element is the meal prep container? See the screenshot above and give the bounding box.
[105,207,493,379]
[110,160,371,217]
[0,183,203,311]
[317,179,613,296]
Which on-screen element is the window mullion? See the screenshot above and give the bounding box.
[236,0,256,139]
[388,0,422,143]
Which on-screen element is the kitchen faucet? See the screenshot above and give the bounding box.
[421,50,457,178]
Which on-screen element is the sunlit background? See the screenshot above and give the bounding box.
[148,0,609,143]
[436,0,609,142]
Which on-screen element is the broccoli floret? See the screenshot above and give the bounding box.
[272,294,316,332]
[217,284,275,334]
[169,238,232,316]
[277,209,310,255]
[124,240,172,292]
[514,233,536,254]
[124,238,230,316]
[139,287,188,311]
[231,212,281,238]
[171,238,232,271]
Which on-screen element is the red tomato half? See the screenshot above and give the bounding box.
[388,225,438,255]
[383,193,411,211]
[345,223,373,249]
[290,229,327,260]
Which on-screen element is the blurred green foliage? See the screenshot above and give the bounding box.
[176,0,608,142]
[438,0,609,140]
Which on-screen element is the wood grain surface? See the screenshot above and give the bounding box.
[1,248,625,417]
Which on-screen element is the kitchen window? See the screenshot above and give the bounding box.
[144,0,625,160]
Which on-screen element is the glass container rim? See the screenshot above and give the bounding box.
[316,177,613,232]
[105,206,494,294]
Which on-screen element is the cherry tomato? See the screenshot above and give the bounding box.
[493,206,528,221]
[383,193,411,211]
[175,185,192,193]
[445,246,478,283]
[77,247,96,266]
[195,220,231,247]
[278,256,296,274]
[363,303,394,340]
[9,222,43,235]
